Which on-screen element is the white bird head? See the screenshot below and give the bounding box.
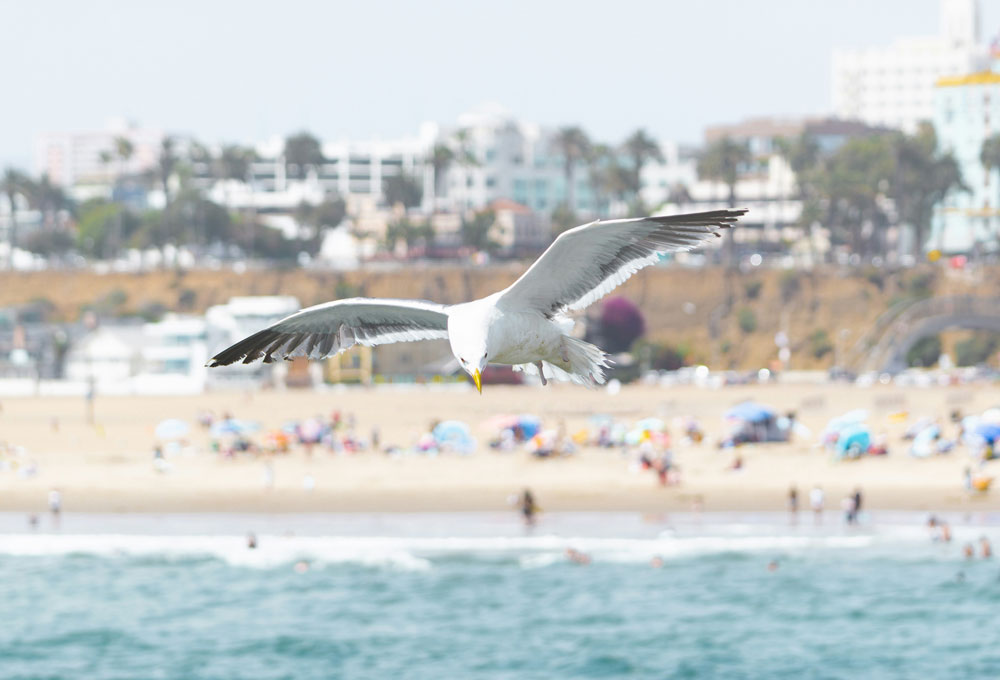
[448,307,490,393]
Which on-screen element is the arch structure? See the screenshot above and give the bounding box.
[854,296,1000,374]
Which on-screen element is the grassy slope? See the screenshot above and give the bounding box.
[0,264,993,370]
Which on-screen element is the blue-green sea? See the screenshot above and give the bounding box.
[2,512,1000,680]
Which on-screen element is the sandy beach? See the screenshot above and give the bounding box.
[0,382,996,514]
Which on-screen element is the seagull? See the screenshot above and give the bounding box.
[208,209,747,391]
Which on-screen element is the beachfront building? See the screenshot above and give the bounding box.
[831,0,987,133]
[35,119,165,202]
[63,315,209,395]
[204,296,302,388]
[648,116,891,260]
[930,65,1000,253]
[187,129,436,220]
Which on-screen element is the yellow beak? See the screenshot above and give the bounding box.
[473,368,482,394]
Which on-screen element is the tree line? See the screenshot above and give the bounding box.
[2,121,992,267]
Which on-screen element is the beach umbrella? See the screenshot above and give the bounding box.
[154,418,190,440]
[910,424,940,458]
[433,420,476,454]
[724,402,775,423]
[974,423,1000,445]
[823,409,868,438]
[298,418,324,444]
[835,424,870,458]
[210,419,260,437]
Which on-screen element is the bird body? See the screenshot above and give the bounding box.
[208,209,748,390]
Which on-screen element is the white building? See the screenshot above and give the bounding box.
[832,0,987,133]
[431,104,597,217]
[930,67,1000,252]
[64,315,208,395]
[35,118,165,196]
[204,296,301,387]
[192,128,436,217]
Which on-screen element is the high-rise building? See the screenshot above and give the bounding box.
[930,60,1000,252]
[832,0,987,133]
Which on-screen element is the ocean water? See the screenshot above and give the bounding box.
[2,512,1000,680]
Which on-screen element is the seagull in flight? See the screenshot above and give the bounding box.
[208,209,747,391]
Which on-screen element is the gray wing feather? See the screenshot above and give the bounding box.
[498,209,747,316]
[208,298,450,367]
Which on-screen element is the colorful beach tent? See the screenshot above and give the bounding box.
[432,420,476,454]
[725,402,775,423]
[835,424,871,458]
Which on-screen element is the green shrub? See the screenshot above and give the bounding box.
[905,271,935,299]
[631,340,688,371]
[809,329,833,359]
[137,301,168,323]
[744,280,763,300]
[779,271,801,303]
[177,288,197,310]
[738,308,757,334]
[906,335,941,368]
[955,332,1000,366]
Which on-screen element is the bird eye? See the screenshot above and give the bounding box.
[460,357,466,363]
[483,352,488,359]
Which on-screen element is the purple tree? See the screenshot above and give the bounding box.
[599,297,646,353]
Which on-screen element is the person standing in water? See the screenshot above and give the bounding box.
[810,485,824,524]
[520,489,538,527]
[787,486,799,523]
[48,488,62,526]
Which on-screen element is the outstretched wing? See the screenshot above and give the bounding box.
[207,298,450,367]
[497,209,747,316]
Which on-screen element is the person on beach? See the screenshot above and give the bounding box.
[853,488,863,522]
[842,495,857,524]
[787,486,799,522]
[810,485,824,523]
[981,536,992,559]
[247,532,258,549]
[48,488,61,523]
[963,543,975,560]
[520,489,538,527]
[565,548,590,565]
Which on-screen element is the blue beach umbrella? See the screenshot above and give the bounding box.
[724,402,775,423]
[210,419,260,437]
[835,424,871,458]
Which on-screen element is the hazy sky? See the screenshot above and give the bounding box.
[2,0,999,169]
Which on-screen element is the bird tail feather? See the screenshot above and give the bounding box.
[512,336,611,387]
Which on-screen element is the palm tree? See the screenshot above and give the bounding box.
[551,126,592,215]
[113,136,134,183]
[981,133,1000,239]
[29,174,70,230]
[775,133,823,264]
[216,145,257,209]
[109,136,134,258]
[430,143,455,207]
[697,136,752,306]
[157,137,177,205]
[697,136,751,209]
[896,125,966,256]
[1,168,31,269]
[283,131,324,180]
[621,129,664,213]
[585,143,628,216]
